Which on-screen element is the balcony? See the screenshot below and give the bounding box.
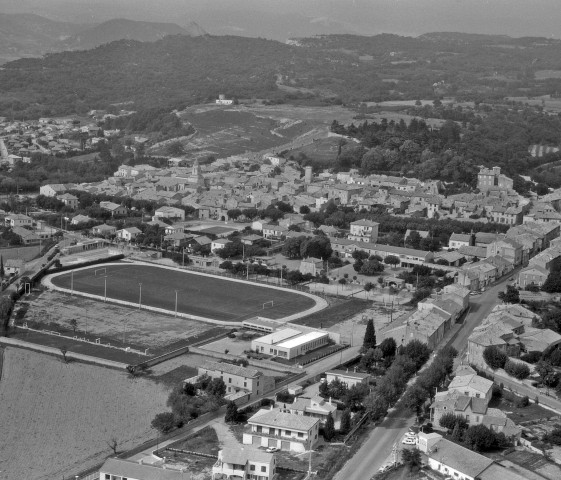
[212,462,245,479]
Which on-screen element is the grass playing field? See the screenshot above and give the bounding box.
[50,264,317,322]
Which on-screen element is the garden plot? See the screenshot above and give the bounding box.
[0,347,170,480]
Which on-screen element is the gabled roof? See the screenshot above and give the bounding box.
[100,458,185,480]
[428,438,494,478]
[200,360,262,379]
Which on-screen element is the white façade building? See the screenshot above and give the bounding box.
[251,328,330,360]
[212,447,276,480]
[243,408,320,453]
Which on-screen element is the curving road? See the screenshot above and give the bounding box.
[333,275,514,480]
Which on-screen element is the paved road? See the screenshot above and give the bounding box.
[334,275,515,480]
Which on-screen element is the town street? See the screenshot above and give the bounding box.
[333,275,513,480]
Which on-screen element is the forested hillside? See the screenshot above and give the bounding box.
[4,32,561,118]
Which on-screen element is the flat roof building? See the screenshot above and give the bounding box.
[251,327,331,360]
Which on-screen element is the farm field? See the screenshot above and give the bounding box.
[49,263,320,322]
[0,347,170,480]
[0,245,42,261]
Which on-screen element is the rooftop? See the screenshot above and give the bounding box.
[429,438,494,477]
[277,331,328,349]
[200,361,262,379]
[249,409,320,431]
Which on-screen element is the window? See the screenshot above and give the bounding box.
[261,466,267,472]
[298,432,304,438]
[105,476,111,480]
[285,430,291,435]
[244,382,247,387]
[229,378,232,383]
[250,465,256,471]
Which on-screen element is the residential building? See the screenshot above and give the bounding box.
[348,219,379,243]
[262,224,289,240]
[299,257,324,276]
[477,166,513,191]
[155,206,185,221]
[5,258,23,275]
[447,372,493,401]
[92,224,117,237]
[99,201,128,216]
[39,183,74,197]
[71,214,93,225]
[212,447,276,480]
[99,457,189,480]
[57,193,79,209]
[116,227,141,242]
[279,396,337,425]
[243,408,320,452]
[12,226,40,245]
[5,213,32,228]
[325,369,371,388]
[518,265,549,288]
[211,238,232,252]
[486,238,523,266]
[194,361,275,399]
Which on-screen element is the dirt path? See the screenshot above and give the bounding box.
[211,420,242,449]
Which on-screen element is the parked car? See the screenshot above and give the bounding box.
[402,437,417,445]
[266,447,279,453]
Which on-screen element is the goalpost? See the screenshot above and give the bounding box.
[94,267,107,276]
[262,300,274,310]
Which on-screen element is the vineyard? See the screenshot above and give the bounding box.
[0,347,169,480]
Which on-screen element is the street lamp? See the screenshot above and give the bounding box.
[70,270,74,295]
[174,289,178,317]
[138,282,142,310]
[104,275,107,302]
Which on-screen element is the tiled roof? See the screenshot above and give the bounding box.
[249,409,320,431]
[428,438,494,477]
[200,361,262,378]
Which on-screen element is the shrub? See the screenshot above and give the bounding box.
[504,360,530,380]
[520,351,542,364]
[151,412,177,434]
[483,345,508,370]
[515,395,530,408]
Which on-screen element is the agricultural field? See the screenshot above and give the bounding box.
[0,347,170,480]
[49,263,320,322]
[0,245,42,261]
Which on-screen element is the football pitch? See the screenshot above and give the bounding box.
[50,263,319,322]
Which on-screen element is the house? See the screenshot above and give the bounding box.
[211,238,232,253]
[518,265,549,288]
[92,224,117,237]
[262,224,289,240]
[71,214,94,225]
[243,408,320,452]
[5,213,33,228]
[57,193,79,209]
[242,234,263,246]
[116,227,142,242]
[325,369,371,388]
[279,396,338,425]
[212,447,276,480]
[5,258,24,275]
[99,201,128,216]
[194,361,275,399]
[447,372,493,401]
[12,226,40,245]
[299,257,324,276]
[39,183,73,197]
[99,457,189,480]
[477,166,513,191]
[486,238,523,266]
[348,220,379,243]
[449,232,472,249]
[155,206,185,221]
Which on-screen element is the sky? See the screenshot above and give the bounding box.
[3,0,561,39]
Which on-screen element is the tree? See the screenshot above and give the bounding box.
[535,360,558,393]
[107,436,119,455]
[360,259,384,275]
[300,236,333,260]
[207,377,226,398]
[69,318,78,334]
[0,255,4,277]
[379,337,397,358]
[402,384,429,418]
[299,205,310,215]
[60,345,69,363]
[340,409,351,434]
[151,412,177,434]
[362,318,376,351]
[225,401,239,423]
[464,424,495,452]
[323,412,335,441]
[451,422,463,441]
[498,285,520,303]
[439,413,467,431]
[364,393,389,421]
[402,448,422,472]
[166,141,185,156]
[319,380,330,397]
[383,255,400,269]
[282,236,305,259]
[483,345,508,370]
[542,272,561,293]
[403,340,431,370]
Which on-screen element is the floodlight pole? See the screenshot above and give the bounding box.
[104,275,107,302]
[138,282,142,310]
[175,289,178,317]
[71,270,74,295]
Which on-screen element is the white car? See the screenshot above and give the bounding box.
[402,437,417,445]
[266,447,279,453]
[405,432,417,439]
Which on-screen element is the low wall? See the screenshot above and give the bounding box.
[0,336,128,370]
[136,345,191,369]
